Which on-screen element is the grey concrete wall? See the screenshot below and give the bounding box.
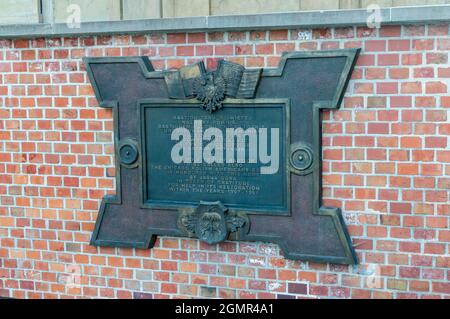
[0,0,40,25]
[123,0,161,19]
[163,0,210,18]
[52,0,121,23]
[211,0,300,15]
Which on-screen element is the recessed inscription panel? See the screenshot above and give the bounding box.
[141,99,289,215]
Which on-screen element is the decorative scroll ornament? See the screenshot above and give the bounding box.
[164,60,262,113]
[179,202,247,244]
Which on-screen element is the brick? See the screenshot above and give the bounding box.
[403,25,425,37]
[367,226,387,238]
[167,33,186,44]
[366,68,386,80]
[388,40,410,51]
[400,137,422,148]
[387,279,407,291]
[402,53,422,65]
[235,44,253,55]
[215,44,233,56]
[380,26,401,37]
[376,83,398,94]
[187,33,206,43]
[288,283,308,295]
[389,68,409,79]
[415,96,436,107]
[367,96,387,108]
[312,28,331,40]
[425,137,447,148]
[426,81,447,94]
[401,82,422,94]
[365,40,386,52]
[427,53,448,64]
[368,123,389,134]
[356,54,375,66]
[378,54,399,66]
[432,283,450,294]
[176,46,194,56]
[391,202,412,214]
[414,67,434,78]
[438,66,450,78]
[269,30,288,41]
[278,270,296,281]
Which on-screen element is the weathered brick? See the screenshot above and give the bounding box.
[288,283,308,295]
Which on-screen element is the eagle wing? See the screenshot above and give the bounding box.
[226,215,246,233]
[193,76,206,101]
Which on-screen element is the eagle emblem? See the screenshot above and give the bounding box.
[193,72,226,113]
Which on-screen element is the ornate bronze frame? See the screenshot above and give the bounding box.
[84,49,360,264]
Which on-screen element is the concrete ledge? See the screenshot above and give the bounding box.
[0,5,449,39]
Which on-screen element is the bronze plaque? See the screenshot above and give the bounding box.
[85,49,360,264]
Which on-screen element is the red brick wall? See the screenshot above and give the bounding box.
[0,24,449,299]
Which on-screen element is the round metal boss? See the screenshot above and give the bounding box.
[119,143,138,166]
[290,146,313,172]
